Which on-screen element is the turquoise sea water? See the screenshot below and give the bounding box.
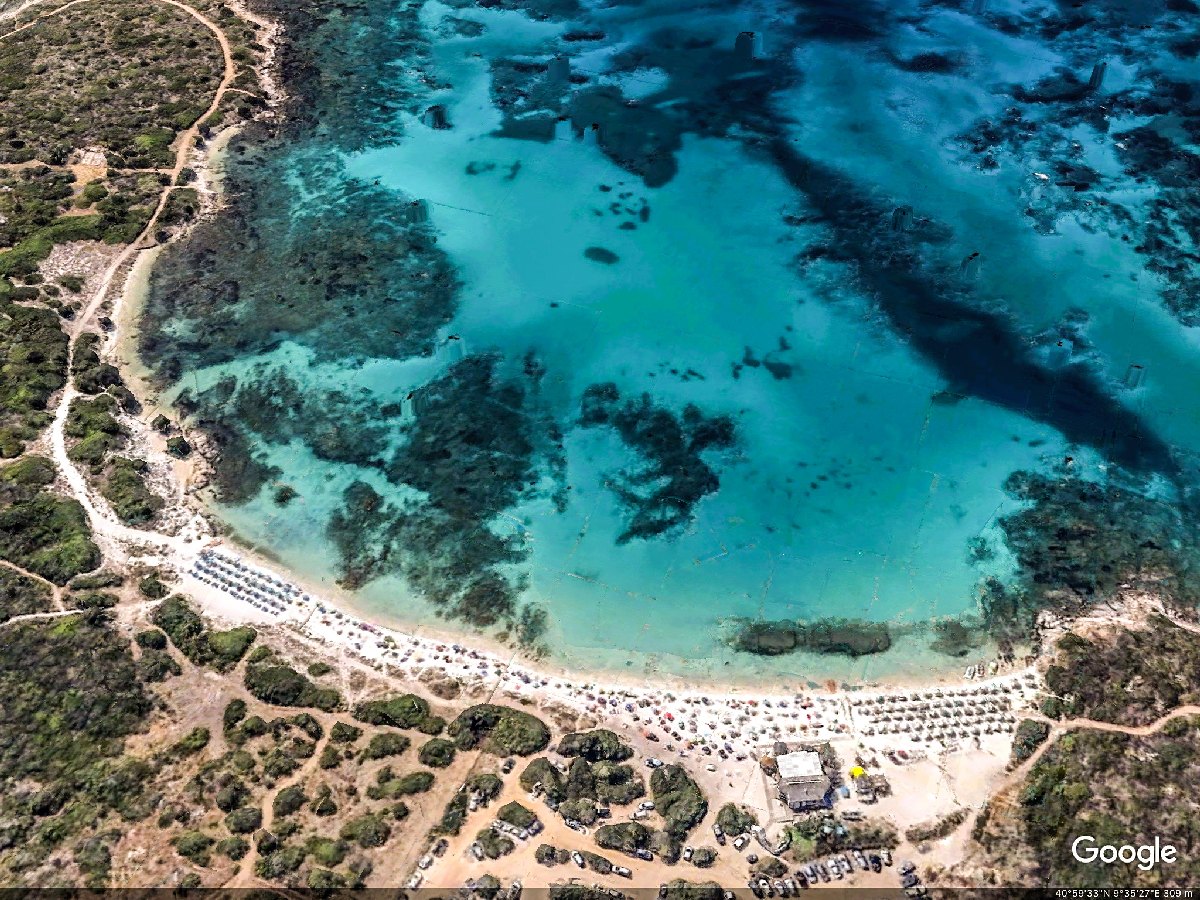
[141,0,1200,680]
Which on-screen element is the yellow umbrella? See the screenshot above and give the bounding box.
[849,765,866,779]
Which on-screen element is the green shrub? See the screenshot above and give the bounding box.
[172,830,215,865]
[447,703,550,755]
[715,803,758,836]
[151,596,256,671]
[171,726,210,756]
[0,566,53,622]
[558,729,633,762]
[418,737,456,768]
[339,813,391,848]
[476,827,514,859]
[136,649,181,682]
[595,821,651,853]
[352,694,444,733]
[330,721,362,743]
[245,661,341,711]
[360,731,410,760]
[497,801,536,829]
[1011,719,1051,766]
[100,457,164,526]
[652,765,708,841]
[306,836,349,867]
[138,575,169,599]
[273,785,307,818]
[217,836,249,860]
[0,456,100,583]
[135,629,167,649]
[223,699,247,731]
[224,806,262,834]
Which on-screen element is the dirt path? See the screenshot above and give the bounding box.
[993,705,1200,804]
[0,0,247,565]
[0,558,65,608]
[0,608,81,627]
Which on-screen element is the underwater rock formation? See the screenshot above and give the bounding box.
[325,355,542,627]
[727,618,892,658]
[579,383,735,544]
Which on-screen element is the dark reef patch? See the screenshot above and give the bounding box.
[584,246,619,264]
[323,355,545,629]
[888,51,962,74]
[979,470,1200,650]
[763,139,1182,486]
[579,383,735,544]
[140,161,459,379]
[727,618,892,657]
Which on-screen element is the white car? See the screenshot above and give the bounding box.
[417,854,433,870]
[733,835,750,851]
[683,846,694,861]
[406,874,423,889]
[613,866,632,878]
[638,801,655,811]
[572,851,585,868]
[471,842,485,860]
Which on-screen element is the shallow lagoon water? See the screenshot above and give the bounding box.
[144,0,1200,679]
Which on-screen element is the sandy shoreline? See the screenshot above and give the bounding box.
[179,543,1038,764]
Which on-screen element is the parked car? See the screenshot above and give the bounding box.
[785,878,797,894]
[713,823,725,845]
[637,849,654,861]
[683,846,694,862]
[869,853,882,873]
[749,881,764,899]
[881,848,893,866]
[733,835,750,851]
[471,843,484,861]
[613,866,632,878]
[747,853,759,865]
[758,878,773,897]
[638,801,655,811]
[900,861,916,875]
[902,873,920,889]
[509,880,522,900]
[433,838,449,857]
[774,880,788,897]
[572,851,585,868]
[417,855,433,870]
[406,874,423,890]
[658,885,668,899]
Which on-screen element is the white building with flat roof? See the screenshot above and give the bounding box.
[776,749,830,811]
